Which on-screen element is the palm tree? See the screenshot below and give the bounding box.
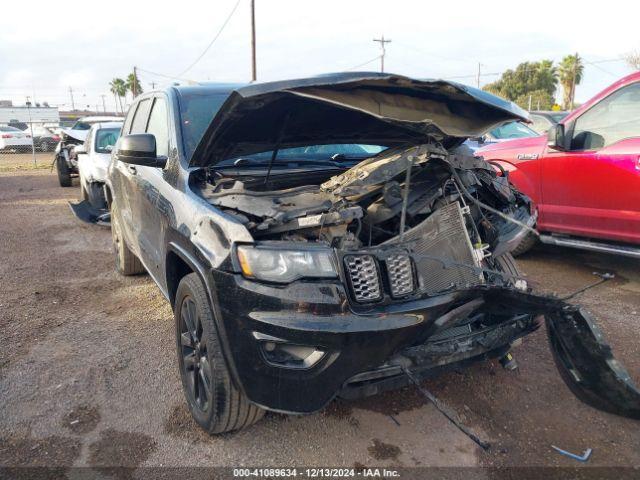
[109,78,127,113]
[126,73,143,100]
[559,54,584,110]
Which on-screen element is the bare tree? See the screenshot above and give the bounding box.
[623,50,640,70]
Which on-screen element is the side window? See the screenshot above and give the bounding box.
[530,115,550,134]
[122,109,134,134]
[146,98,169,157]
[130,98,152,134]
[571,82,640,150]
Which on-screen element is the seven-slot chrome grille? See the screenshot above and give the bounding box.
[343,255,382,302]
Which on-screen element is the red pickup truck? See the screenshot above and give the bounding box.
[477,72,640,257]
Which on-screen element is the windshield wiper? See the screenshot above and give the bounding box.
[213,157,354,169]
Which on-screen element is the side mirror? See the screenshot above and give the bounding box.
[74,144,86,154]
[547,124,566,150]
[115,134,167,168]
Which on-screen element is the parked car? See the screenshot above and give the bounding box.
[0,125,32,152]
[106,73,640,434]
[76,122,122,209]
[528,110,569,134]
[55,116,123,187]
[477,71,640,258]
[26,125,60,152]
[62,116,123,143]
[465,121,539,151]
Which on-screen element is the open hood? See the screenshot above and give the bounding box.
[62,128,89,143]
[189,72,528,168]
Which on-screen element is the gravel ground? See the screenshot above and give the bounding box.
[1,170,639,477]
[0,152,54,172]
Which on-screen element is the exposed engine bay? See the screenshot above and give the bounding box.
[194,143,534,301]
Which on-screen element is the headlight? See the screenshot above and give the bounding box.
[237,245,337,283]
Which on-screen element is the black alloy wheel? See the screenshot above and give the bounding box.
[179,295,213,413]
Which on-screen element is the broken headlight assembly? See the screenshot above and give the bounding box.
[236,244,338,283]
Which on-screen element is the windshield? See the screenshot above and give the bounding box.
[95,127,121,153]
[177,91,229,160]
[489,121,539,139]
[71,121,92,131]
[0,126,22,132]
[216,144,387,169]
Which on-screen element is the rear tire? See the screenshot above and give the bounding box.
[56,156,72,187]
[111,202,145,276]
[511,231,537,257]
[175,273,265,434]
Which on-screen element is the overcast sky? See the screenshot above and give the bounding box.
[1,0,637,112]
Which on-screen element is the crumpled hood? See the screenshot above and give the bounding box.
[62,128,89,143]
[189,72,529,168]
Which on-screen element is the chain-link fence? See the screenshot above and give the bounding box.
[1,96,124,175]
[0,102,61,172]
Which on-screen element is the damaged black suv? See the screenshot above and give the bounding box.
[106,73,640,434]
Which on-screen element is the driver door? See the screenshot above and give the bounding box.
[540,81,640,244]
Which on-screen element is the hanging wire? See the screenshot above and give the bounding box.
[175,0,242,78]
[346,55,382,71]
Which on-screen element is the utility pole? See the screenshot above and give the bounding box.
[476,62,482,88]
[150,81,157,89]
[25,97,37,166]
[251,0,257,81]
[570,53,578,110]
[373,35,392,73]
[100,94,107,113]
[69,87,75,110]
[133,66,138,98]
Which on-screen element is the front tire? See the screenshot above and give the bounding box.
[511,231,537,257]
[86,182,107,210]
[494,252,522,278]
[110,202,145,275]
[56,156,72,187]
[175,273,265,434]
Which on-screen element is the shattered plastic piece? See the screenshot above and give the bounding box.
[68,201,110,228]
[551,445,593,462]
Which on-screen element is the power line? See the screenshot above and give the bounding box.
[392,41,470,64]
[583,58,619,77]
[444,72,501,80]
[136,67,194,84]
[175,0,242,78]
[346,55,382,71]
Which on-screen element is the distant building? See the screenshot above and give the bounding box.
[0,100,13,107]
[0,106,60,127]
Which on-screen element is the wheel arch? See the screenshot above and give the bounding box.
[165,239,246,396]
[166,246,196,308]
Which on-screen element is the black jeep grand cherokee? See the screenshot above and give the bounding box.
[106,73,640,434]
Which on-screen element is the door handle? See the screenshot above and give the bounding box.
[128,165,137,174]
[636,156,640,171]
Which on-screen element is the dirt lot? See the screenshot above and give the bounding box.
[1,169,639,477]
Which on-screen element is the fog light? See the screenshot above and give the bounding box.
[261,343,325,369]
